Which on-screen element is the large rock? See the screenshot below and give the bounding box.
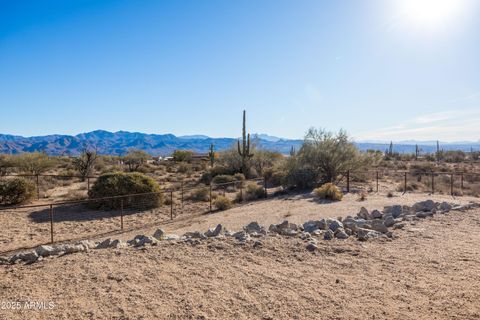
[356,228,383,241]
[206,224,224,237]
[416,211,434,219]
[384,215,396,228]
[368,220,388,233]
[35,245,57,257]
[183,231,206,239]
[323,230,334,240]
[371,210,383,219]
[244,222,267,236]
[412,200,436,212]
[306,243,318,252]
[129,235,159,247]
[303,220,327,233]
[334,228,349,239]
[439,202,453,212]
[328,219,344,232]
[270,221,298,236]
[357,207,371,220]
[64,244,86,254]
[153,229,165,240]
[96,238,116,249]
[233,231,250,242]
[384,205,403,218]
[164,234,180,241]
[11,251,38,264]
[79,240,97,250]
[342,217,357,231]
[0,256,10,265]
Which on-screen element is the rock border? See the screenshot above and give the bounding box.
[1,200,478,265]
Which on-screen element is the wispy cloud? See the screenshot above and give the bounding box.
[356,108,480,142]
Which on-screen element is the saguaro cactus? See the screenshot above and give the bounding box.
[237,110,253,176]
[208,143,215,167]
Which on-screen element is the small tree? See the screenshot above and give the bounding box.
[123,150,150,172]
[284,128,379,187]
[0,155,13,176]
[73,147,98,181]
[172,150,193,162]
[13,152,55,175]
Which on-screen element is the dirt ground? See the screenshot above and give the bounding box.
[1,188,478,254]
[1,205,479,320]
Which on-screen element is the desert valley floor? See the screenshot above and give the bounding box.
[1,192,480,319]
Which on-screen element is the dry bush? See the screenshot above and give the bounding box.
[188,187,210,202]
[313,183,343,201]
[244,182,266,200]
[0,177,36,205]
[214,196,233,211]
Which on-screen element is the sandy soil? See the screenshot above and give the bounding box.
[1,188,478,254]
[1,206,479,320]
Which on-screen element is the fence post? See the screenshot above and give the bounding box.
[181,182,184,211]
[49,204,54,243]
[450,174,454,196]
[223,185,226,197]
[403,172,407,194]
[264,176,267,198]
[36,174,40,200]
[431,172,435,194]
[461,173,464,191]
[346,171,350,193]
[87,177,90,192]
[376,171,379,193]
[209,184,213,213]
[240,183,243,202]
[120,199,124,230]
[170,190,173,220]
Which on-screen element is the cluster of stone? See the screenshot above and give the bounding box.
[1,200,477,264]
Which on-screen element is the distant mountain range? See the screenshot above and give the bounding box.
[0,130,479,156]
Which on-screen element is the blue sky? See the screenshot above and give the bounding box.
[1,0,479,141]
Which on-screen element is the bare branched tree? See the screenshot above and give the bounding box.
[73,147,98,181]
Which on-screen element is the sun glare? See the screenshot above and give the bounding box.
[397,0,471,30]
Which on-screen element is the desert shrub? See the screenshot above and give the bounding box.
[11,152,55,175]
[313,183,343,201]
[177,163,192,174]
[214,196,233,210]
[234,173,245,181]
[212,174,236,185]
[282,129,380,189]
[0,155,13,176]
[0,177,36,205]
[251,150,283,177]
[244,182,266,200]
[123,150,150,172]
[88,172,162,210]
[172,150,194,162]
[188,187,210,202]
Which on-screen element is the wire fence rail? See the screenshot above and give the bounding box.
[0,177,267,254]
[1,169,480,255]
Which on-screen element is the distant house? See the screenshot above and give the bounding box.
[190,153,209,163]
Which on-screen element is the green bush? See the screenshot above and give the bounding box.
[212,174,236,185]
[0,178,36,205]
[244,182,266,200]
[188,187,210,202]
[214,196,233,211]
[313,183,343,201]
[88,172,163,210]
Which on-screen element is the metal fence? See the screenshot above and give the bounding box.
[0,178,267,255]
[340,170,480,196]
